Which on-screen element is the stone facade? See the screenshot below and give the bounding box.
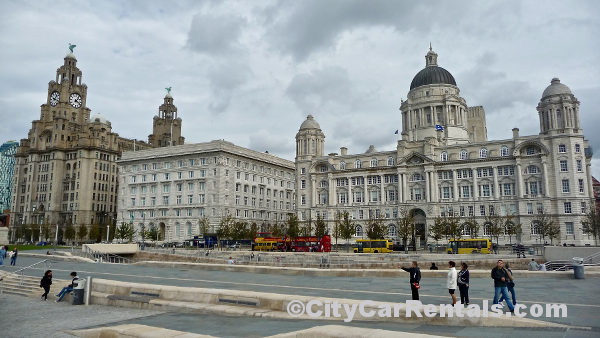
[117,140,295,242]
[9,50,152,239]
[147,92,185,147]
[0,141,18,213]
[296,48,595,246]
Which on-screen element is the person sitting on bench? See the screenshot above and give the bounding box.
[56,272,79,302]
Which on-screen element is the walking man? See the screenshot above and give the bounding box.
[9,248,18,266]
[491,260,514,312]
[401,261,421,300]
[447,261,457,306]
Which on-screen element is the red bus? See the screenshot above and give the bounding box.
[290,235,331,252]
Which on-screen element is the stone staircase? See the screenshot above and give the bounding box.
[0,271,67,300]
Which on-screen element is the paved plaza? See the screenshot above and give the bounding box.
[1,253,599,337]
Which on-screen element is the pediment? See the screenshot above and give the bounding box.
[398,152,433,165]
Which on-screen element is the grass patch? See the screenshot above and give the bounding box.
[1,244,70,251]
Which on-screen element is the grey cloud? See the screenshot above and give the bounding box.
[248,129,295,158]
[187,12,247,55]
[286,66,354,113]
[206,61,252,113]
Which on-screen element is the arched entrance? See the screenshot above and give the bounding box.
[159,222,166,241]
[410,208,427,249]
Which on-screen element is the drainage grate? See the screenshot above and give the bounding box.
[130,291,160,298]
[217,298,259,306]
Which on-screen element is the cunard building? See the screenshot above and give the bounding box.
[9,47,154,238]
[296,47,595,246]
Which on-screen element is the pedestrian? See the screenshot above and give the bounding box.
[498,263,516,307]
[227,256,235,264]
[447,261,457,306]
[9,248,18,266]
[476,243,481,254]
[528,258,540,271]
[539,263,546,271]
[40,270,53,301]
[429,262,438,270]
[0,245,5,265]
[491,260,514,312]
[457,262,470,306]
[401,261,421,300]
[56,272,79,302]
[492,243,498,254]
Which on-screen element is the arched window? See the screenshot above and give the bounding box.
[175,222,181,237]
[412,173,422,181]
[339,161,346,170]
[440,151,448,162]
[483,222,492,236]
[531,221,541,235]
[355,225,363,237]
[370,158,378,167]
[479,148,488,158]
[460,149,468,160]
[355,159,362,169]
[388,225,397,237]
[387,157,394,166]
[500,146,509,157]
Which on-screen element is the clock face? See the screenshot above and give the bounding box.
[69,93,82,108]
[49,91,60,106]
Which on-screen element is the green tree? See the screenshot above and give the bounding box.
[31,224,40,242]
[398,208,415,253]
[546,222,561,245]
[302,215,313,236]
[533,210,556,244]
[504,215,522,244]
[146,225,160,245]
[484,214,504,247]
[247,223,259,240]
[271,222,284,237]
[285,213,300,240]
[365,216,386,239]
[429,217,445,247]
[314,214,327,238]
[444,214,463,241]
[337,211,355,252]
[89,224,101,243]
[217,214,235,250]
[64,224,76,245]
[231,221,248,241]
[199,216,210,236]
[582,207,600,245]
[22,224,32,242]
[76,224,88,243]
[41,224,52,242]
[116,223,136,243]
[463,214,480,239]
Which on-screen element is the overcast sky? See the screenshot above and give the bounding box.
[1,0,599,177]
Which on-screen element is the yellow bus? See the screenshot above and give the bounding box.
[353,239,394,253]
[253,239,278,251]
[447,238,492,254]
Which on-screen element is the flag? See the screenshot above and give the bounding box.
[394,130,399,134]
[435,125,444,131]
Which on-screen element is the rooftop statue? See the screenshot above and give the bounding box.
[68,43,76,53]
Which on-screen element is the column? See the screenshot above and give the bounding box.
[453,169,458,201]
[329,174,336,206]
[363,175,368,205]
[397,171,403,203]
[587,163,594,199]
[493,166,500,199]
[311,177,317,207]
[432,170,438,202]
[348,177,353,206]
[379,175,385,205]
[516,162,524,198]
[541,160,550,197]
[473,169,479,200]
[402,174,408,202]
[425,171,431,202]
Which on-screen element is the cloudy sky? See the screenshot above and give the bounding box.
[1,0,599,176]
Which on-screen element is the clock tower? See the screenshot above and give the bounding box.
[148,89,185,147]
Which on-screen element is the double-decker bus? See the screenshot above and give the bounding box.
[353,239,393,253]
[447,238,492,254]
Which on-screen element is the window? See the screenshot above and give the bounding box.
[388,225,397,237]
[564,202,572,214]
[576,160,582,172]
[579,179,584,193]
[558,144,566,153]
[566,222,574,235]
[460,150,468,160]
[527,203,533,215]
[526,165,538,174]
[575,144,581,153]
[440,152,448,162]
[355,225,363,237]
[562,179,570,193]
[300,168,306,174]
[560,160,568,172]
[531,221,540,235]
[479,148,488,158]
[581,201,586,213]
[370,158,377,167]
[387,157,394,166]
[340,162,346,170]
[442,186,450,199]
[301,180,306,189]
[526,147,535,155]
[500,146,509,157]
[480,205,486,216]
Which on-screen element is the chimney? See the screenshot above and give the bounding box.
[340,147,347,156]
[512,128,519,139]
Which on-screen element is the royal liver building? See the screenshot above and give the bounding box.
[296,47,594,246]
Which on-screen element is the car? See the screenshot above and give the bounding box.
[228,243,241,249]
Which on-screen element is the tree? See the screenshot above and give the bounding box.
[146,225,160,245]
[217,214,235,249]
[116,223,136,243]
[463,214,480,239]
[444,214,463,242]
[271,222,284,237]
[301,215,313,236]
[397,208,415,253]
[89,224,101,243]
[41,224,52,242]
[533,210,557,244]
[365,216,386,239]
[429,217,445,248]
[64,224,76,245]
[546,222,561,245]
[285,213,300,240]
[231,221,248,241]
[76,224,88,243]
[247,222,259,240]
[31,224,40,243]
[505,221,522,244]
[337,211,355,252]
[484,214,504,246]
[582,208,600,245]
[314,214,327,238]
[21,224,32,242]
[199,217,210,236]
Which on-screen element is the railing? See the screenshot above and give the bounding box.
[544,250,600,271]
[13,259,52,286]
[81,250,131,264]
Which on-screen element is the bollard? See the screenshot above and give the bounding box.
[573,257,585,279]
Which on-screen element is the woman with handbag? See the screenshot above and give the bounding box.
[457,262,470,306]
[401,261,421,300]
[498,262,517,306]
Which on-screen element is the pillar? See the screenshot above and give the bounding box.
[493,166,500,199]
[453,169,458,201]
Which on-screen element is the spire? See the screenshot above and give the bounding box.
[429,42,432,52]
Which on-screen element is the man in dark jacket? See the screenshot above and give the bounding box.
[491,260,514,311]
[401,261,421,300]
[56,272,79,302]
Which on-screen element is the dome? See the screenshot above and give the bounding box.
[365,145,377,153]
[165,93,173,99]
[91,113,109,124]
[65,52,76,60]
[541,78,572,99]
[410,66,456,90]
[299,115,321,130]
